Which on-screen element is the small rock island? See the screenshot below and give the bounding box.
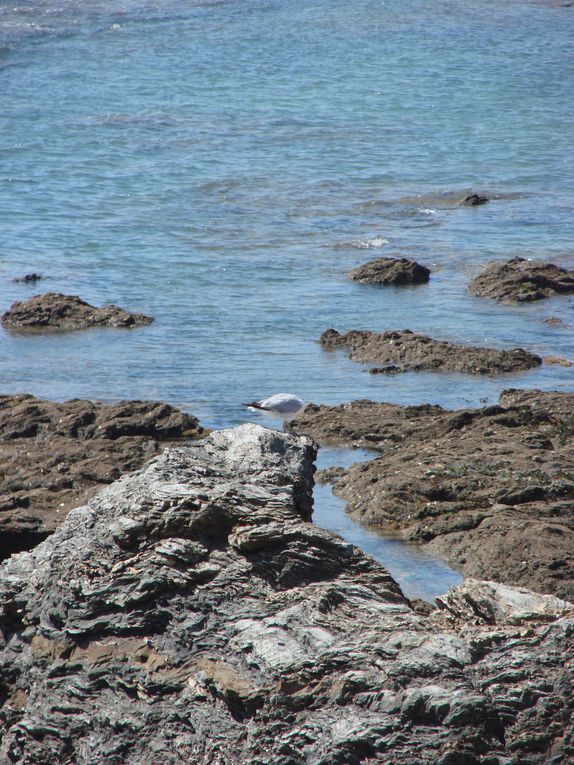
[470,256,574,303]
[348,256,431,286]
[1,292,154,331]
[319,328,542,375]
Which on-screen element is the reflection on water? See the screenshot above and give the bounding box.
[313,447,463,602]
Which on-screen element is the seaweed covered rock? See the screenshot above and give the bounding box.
[470,257,574,303]
[319,328,542,375]
[348,256,430,286]
[2,292,153,330]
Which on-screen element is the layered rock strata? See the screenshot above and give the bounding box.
[291,390,574,600]
[319,328,542,375]
[0,424,571,764]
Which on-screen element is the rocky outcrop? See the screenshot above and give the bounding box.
[292,390,574,600]
[319,328,542,375]
[470,257,574,303]
[0,424,571,765]
[0,394,204,558]
[1,292,153,330]
[348,257,430,285]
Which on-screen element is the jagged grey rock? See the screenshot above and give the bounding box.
[0,425,571,765]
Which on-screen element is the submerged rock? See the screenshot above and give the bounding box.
[0,423,571,765]
[319,328,542,375]
[470,256,574,303]
[0,394,205,558]
[12,273,43,283]
[543,316,569,328]
[291,390,574,600]
[544,355,572,367]
[1,292,153,330]
[348,256,430,285]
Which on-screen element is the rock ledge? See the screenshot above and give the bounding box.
[320,328,542,375]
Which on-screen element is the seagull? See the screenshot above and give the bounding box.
[243,393,306,424]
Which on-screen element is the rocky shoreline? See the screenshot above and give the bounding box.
[291,389,574,601]
[0,425,571,764]
[1,230,573,764]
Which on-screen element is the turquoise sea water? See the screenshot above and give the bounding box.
[1,0,573,597]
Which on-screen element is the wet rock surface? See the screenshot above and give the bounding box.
[1,292,153,330]
[0,424,571,765]
[0,394,204,558]
[319,328,542,375]
[460,193,489,206]
[291,390,574,600]
[469,256,574,303]
[348,256,430,285]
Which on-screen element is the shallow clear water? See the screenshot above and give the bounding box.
[1,0,573,596]
[314,447,463,601]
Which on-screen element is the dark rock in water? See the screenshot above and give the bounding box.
[0,423,571,765]
[319,328,542,375]
[470,256,574,303]
[291,390,574,601]
[460,193,489,206]
[1,292,154,330]
[12,273,43,283]
[369,364,402,374]
[0,394,205,559]
[348,256,430,285]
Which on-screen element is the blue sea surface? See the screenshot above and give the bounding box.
[1,0,573,598]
